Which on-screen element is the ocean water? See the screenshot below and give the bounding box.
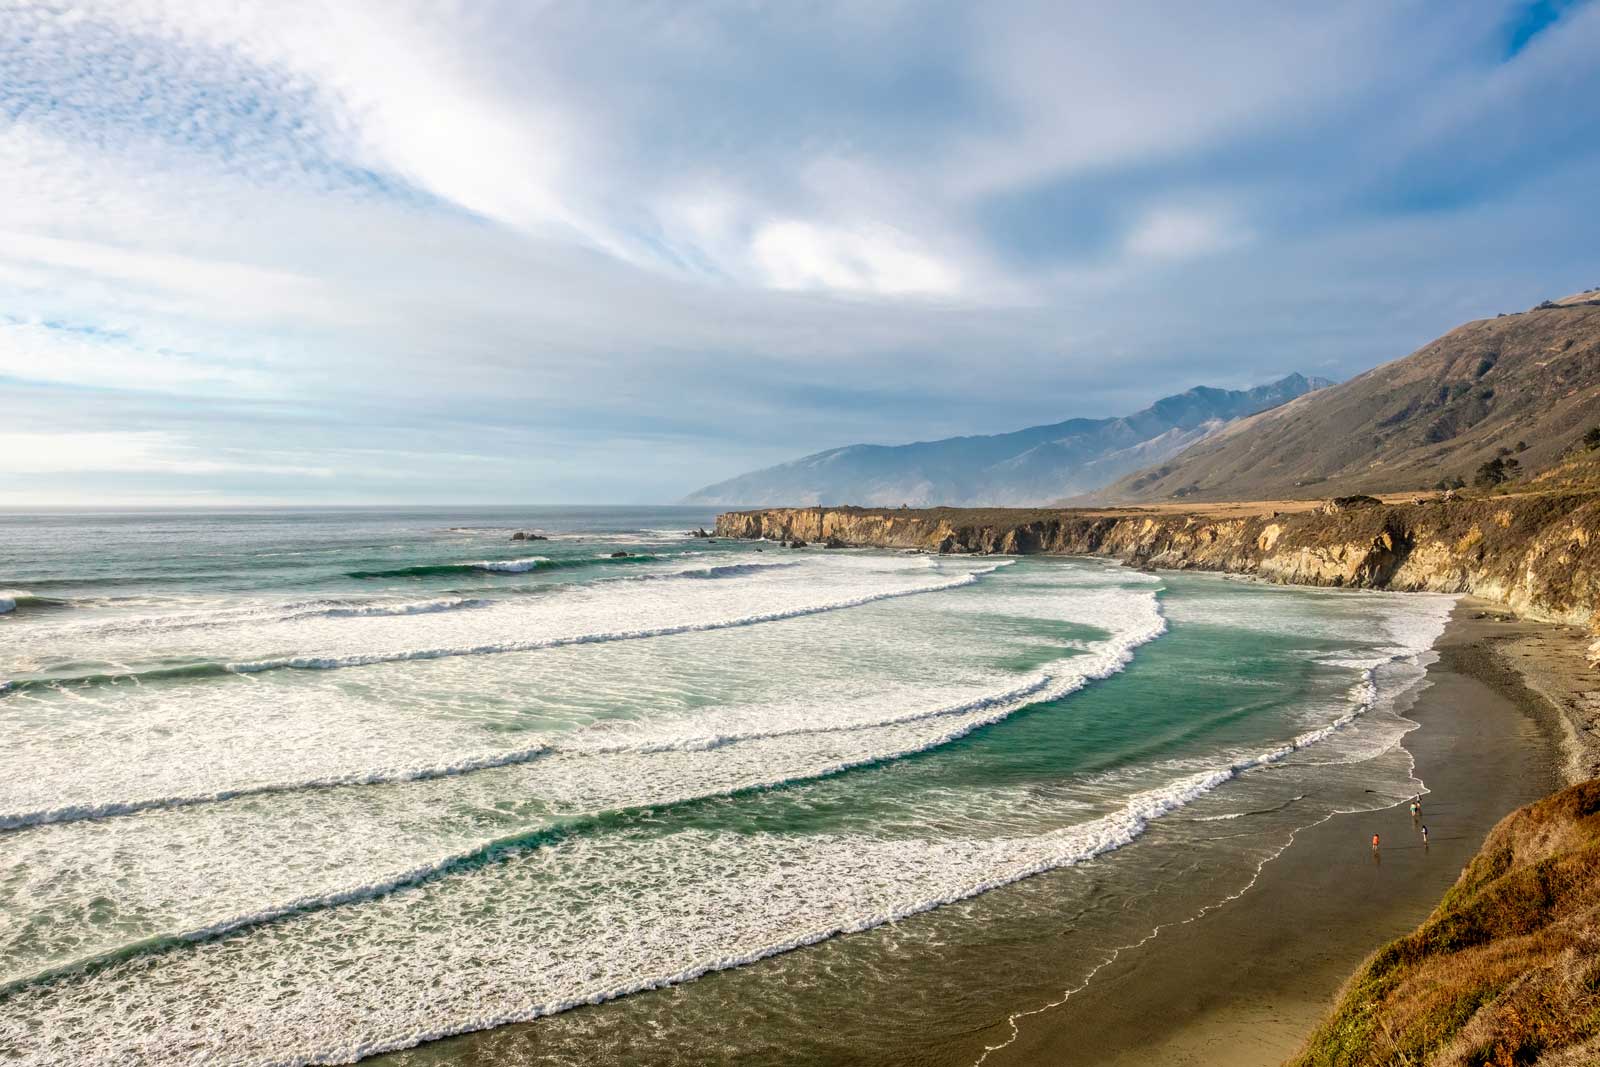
[0,508,1455,1066]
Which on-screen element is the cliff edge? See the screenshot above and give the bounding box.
[715,494,1600,631]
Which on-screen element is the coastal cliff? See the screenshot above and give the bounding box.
[716,494,1600,630]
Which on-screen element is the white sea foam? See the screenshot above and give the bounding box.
[0,744,552,832]
[0,553,995,683]
[308,597,491,618]
[0,737,1375,1067]
[0,571,1165,998]
[0,557,1459,1067]
[0,575,1138,840]
[222,562,1011,674]
[472,556,551,572]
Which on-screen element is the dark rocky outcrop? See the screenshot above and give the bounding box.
[1320,495,1383,514]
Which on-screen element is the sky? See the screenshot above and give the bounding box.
[2,0,1598,506]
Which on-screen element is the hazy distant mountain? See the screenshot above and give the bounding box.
[1088,292,1600,503]
[683,374,1333,507]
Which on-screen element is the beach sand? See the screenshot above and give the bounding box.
[982,600,1582,1067]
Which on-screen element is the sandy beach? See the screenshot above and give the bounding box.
[983,600,1587,1066]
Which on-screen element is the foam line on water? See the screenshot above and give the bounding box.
[0,592,1166,992]
[297,597,493,619]
[9,739,1326,1066]
[0,745,552,832]
[344,554,663,579]
[472,556,551,572]
[314,771,1237,1067]
[558,673,1059,754]
[0,560,1008,692]
[223,562,1015,675]
[0,590,1457,1065]
[21,596,494,640]
[0,670,1058,831]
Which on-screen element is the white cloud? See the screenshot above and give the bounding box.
[0,431,334,478]
[0,1,1597,502]
[751,220,962,296]
[1123,208,1246,262]
[0,319,270,394]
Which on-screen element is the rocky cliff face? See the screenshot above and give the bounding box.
[716,494,1600,630]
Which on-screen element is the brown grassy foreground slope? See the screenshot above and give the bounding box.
[1291,780,1600,1067]
[1088,297,1600,504]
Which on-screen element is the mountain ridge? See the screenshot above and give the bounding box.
[1088,295,1600,503]
[684,373,1333,507]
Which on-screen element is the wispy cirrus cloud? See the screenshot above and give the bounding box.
[2,0,1598,504]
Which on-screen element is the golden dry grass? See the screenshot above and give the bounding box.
[1290,781,1600,1066]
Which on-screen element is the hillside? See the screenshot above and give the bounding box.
[683,374,1331,507]
[1089,297,1600,504]
[1292,779,1600,1067]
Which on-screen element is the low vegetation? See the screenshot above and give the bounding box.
[1291,780,1600,1066]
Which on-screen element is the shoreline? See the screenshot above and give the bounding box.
[357,587,1588,1067]
[713,498,1600,635]
[979,598,1575,1066]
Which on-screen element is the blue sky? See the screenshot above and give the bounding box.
[2,0,1597,505]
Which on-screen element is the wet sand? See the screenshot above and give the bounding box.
[983,601,1573,1066]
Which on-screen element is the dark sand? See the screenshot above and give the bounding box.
[983,601,1569,1066]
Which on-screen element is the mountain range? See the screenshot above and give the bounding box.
[684,373,1333,507]
[1087,290,1600,503]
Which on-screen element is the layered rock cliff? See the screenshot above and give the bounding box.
[715,493,1600,629]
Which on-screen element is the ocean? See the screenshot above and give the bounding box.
[0,507,1455,1066]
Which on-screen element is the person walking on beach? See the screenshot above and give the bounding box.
[1420,825,1429,848]
[1410,797,1421,820]
[1371,832,1380,850]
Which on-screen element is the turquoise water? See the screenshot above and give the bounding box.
[0,509,1454,1066]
